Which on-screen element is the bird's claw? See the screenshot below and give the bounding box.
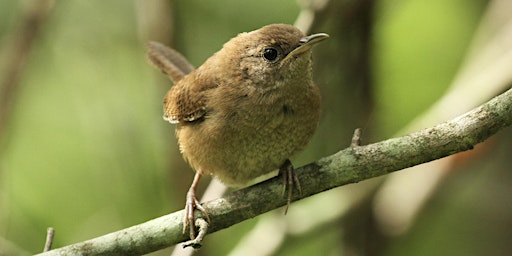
[280,159,302,214]
[182,217,209,249]
[183,190,210,240]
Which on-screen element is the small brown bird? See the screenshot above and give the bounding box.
[147,24,328,240]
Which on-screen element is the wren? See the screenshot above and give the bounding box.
[147,24,328,240]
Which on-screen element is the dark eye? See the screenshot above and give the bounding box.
[263,47,279,62]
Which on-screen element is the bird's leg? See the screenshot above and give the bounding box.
[183,171,210,239]
[279,159,302,214]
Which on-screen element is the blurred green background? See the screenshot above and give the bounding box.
[1,0,511,255]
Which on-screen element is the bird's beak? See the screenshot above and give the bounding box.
[282,33,329,63]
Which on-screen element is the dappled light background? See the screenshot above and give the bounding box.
[1,0,511,255]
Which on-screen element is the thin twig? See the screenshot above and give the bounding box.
[351,128,362,147]
[43,227,55,252]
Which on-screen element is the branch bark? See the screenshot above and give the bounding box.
[37,87,512,256]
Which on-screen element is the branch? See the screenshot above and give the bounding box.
[43,227,55,252]
[37,87,512,255]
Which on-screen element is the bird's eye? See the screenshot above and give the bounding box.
[263,47,279,62]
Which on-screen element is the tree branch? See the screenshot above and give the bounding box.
[37,87,512,255]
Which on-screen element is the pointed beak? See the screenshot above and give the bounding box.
[282,33,329,63]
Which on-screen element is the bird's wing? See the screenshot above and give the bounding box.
[163,75,218,124]
[147,41,195,84]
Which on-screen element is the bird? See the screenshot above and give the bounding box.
[147,23,328,240]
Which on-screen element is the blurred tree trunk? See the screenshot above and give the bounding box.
[309,0,376,158]
[310,1,383,254]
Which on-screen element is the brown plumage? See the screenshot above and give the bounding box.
[147,24,328,242]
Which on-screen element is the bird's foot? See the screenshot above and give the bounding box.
[279,159,302,214]
[182,172,210,245]
[182,217,209,249]
[183,187,210,240]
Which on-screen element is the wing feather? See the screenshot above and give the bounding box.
[163,75,217,123]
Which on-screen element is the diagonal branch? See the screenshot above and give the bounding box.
[37,87,512,256]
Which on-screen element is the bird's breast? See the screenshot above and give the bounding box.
[178,84,320,187]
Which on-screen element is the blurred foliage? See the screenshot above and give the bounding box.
[1,0,511,256]
[374,0,488,137]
